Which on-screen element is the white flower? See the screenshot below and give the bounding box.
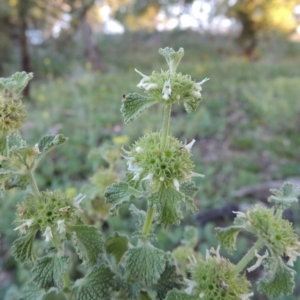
[142,173,153,182]
[123,155,135,169]
[42,226,53,242]
[73,193,86,212]
[233,211,247,219]
[14,218,34,233]
[286,246,300,266]
[144,83,158,90]
[159,177,164,181]
[190,172,205,178]
[184,279,197,295]
[240,292,254,300]
[191,90,202,99]
[136,146,143,153]
[162,78,172,100]
[209,245,221,264]
[135,69,150,88]
[184,139,196,152]
[247,250,269,272]
[33,143,41,154]
[173,178,180,191]
[194,78,210,91]
[57,219,66,234]
[128,163,143,180]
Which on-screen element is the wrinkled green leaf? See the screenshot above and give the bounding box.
[19,282,45,300]
[181,226,198,248]
[158,47,184,74]
[184,99,199,114]
[70,225,104,266]
[268,182,300,209]
[126,242,167,286]
[38,134,68,156]
[104,182,143,215]
[180,182,199,214]
[32,255,69,290]
[121,93,158,124]
[7,134,26,154]
[215,226,244,254]
[12,229,37,263]
[105,232,129,264]
[149,186,184,228]
[0,72,33,95]
[73,264,117,300]
[152,257,185,300]
[257,256,295,297]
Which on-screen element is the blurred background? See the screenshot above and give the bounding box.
[1,0,300,299]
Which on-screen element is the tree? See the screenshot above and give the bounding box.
[215,0,299,58]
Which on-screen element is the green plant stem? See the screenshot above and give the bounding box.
[233,238,265,276]
[63,272,71,291]
[142,206,155,236]
[161,104,172,149]
[27,170,39,195]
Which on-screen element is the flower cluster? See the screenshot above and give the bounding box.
[188,246,252,300]
[135,68,209,110]
[234,206,300,264]
[14,190,85,242]
[123,132,203,191]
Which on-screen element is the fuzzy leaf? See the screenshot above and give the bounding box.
[7,133,26,153]
[42,289,67,300]
[268,182,300,209]
[12,230,37,263]
[38,134,68,156]
[180,182,199,214]
[32,255,69,290]
[121,93,158,124]
[257,256,295,297]
[105,232,129,264]
[73,264,117,300]
[149,186,184,228]
[104,182,143,215]
[184,99,199,114]
[125,243,167,286]
[0,72,33,95]
[158,47,184,74]
[181,226,198,248]
[165,289,198,300]
[19,282,45,300]
[70,225,104,265]
[152,257,185,300]
[215,226,244,254]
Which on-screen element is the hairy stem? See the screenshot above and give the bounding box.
[161,104,172,149]
[142,206,155,236]
[27,170,40,195]
[233,238,265,276]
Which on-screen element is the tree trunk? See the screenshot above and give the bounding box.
[19,1,31,98]
[81,16,105,72]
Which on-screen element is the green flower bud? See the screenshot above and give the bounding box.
[14,190,84,242]
[123,132,200,190]
[190,247,252,300]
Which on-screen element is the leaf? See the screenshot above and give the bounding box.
[19,282,45,300]
[165,289,198,300]
[125,242,167,286]
[41,289,67,300]
[149,186,184,228]
[180,182,199,214]
[181,226,198,248]
[38,134,68,156]
[184,99,199,114]
[105,232,129,264]
[12,230,37,263]
[7,134,27,154]
[257,256,295,298]
[70,225,104,266]
[0,72,33,95]
[104,182,144,215]
[268,182,300,209]
[73,264,117,300]
[31,255,69,290]
[158,47,184,74]
[215,226,244,254]
[152,257,185,300]
[121,93,158,124]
